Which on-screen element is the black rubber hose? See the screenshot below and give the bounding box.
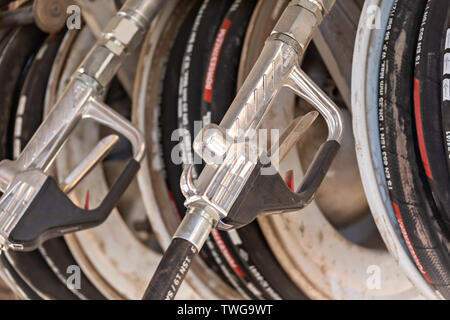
[142,238,198,300]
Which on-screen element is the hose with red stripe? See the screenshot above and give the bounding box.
[378,0,450,298]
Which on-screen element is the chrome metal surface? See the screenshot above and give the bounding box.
[75,0,137,97]
[0,170,47,250]
[271,111,319,165]
[61,135,119,193]
[286,65,344,142]
[83,98,146,162]
[173,206,220,251]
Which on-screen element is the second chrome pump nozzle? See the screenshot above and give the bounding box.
[144,0,344,300]
[177,0,343,252]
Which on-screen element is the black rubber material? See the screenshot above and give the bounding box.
[442,7,450,183]
[0,253,42,300]
[0,0,13,9]
[10,159,140,250]
[159,0,251,298]
[0,26,45,160]
[6,250,79,300]
[13,33,63,158]
[160,0,202,210]
[201,0,307,300]
[143,238,198,300]
[414,0,450,226]
[39,238,106,300]
[224,142,340,228]
[378,0,450,298]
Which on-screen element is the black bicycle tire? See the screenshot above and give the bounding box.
[414,0,450,226]
[378,0,450,298]
[13,32,63,157]
[6,250,78,300]
[39,238,106,300]
[0,253,42,300]
[441,5,450,184]
[0,27,44,160]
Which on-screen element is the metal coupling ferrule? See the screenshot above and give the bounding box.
[270,0,336,59]
[173,205,220,251]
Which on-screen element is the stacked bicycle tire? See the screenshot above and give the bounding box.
[377,0,450,298]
